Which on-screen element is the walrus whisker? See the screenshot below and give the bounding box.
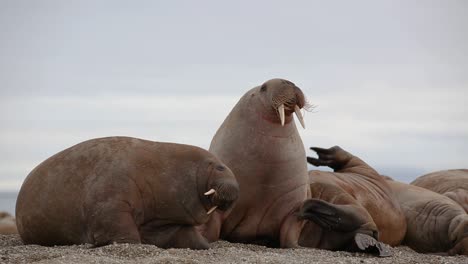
[204,189,216,195]
[278,104,285,126]
[207,206,217,215]
[294,105,305,129]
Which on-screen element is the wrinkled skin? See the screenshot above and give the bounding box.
[16,137,238,248]
[387,180,468,255]
[0,211,17,235]
[306,146,407,247]
[411,169,468,213]
[206,79,310,247]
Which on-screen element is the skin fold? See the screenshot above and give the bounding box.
[411,169,468,213]
[16,136,239,249]
[388,180,468,255]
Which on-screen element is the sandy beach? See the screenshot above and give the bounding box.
[1,234,466,264]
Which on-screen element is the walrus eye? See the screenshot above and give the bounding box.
[260,84,267,92]
[215,165,225,171]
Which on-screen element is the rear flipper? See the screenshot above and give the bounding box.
[307,146,380,176]
[354,233,392,257]
[307,146,352,171]
[298,199,392,257]
[140,223,209,249]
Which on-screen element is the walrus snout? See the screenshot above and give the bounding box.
[208,179,239,211]
[261,78,308,128]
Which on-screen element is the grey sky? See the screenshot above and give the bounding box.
[1,0,467,190]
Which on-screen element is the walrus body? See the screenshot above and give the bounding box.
[305,146,405,252]
[16,137,238,248]
[387,180,468,255]
[207,79,310,247]
[0,212,17,235]
[411,169,468,213]
[306,146,468,255]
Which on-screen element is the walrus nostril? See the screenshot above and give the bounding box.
[215,165,225,171]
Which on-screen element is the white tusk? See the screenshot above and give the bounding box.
[207,206,217,215]
[204,189,216,195]
[294,105,305,129]
[278,104,285,126]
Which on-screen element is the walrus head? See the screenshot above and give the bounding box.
[200,161,239,215]
[257,78,310,128]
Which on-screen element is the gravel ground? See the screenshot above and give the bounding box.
[1,235,466,264]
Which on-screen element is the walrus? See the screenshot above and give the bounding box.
[0,211,18,235]
[306,146,468,255]
[387,180,468,255]
[411,169,468,213]
[16,136,239,248]
[304,146,405,255]
[204,78,311,247]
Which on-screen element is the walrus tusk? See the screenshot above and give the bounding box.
[294,105,305,129]
[207,206,217,214]
[204,189,216,195]
[278,104,285,126]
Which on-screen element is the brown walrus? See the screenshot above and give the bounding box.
[307,146,468,255]
[305,146,405,255]
[387,180,468,255]
[411,169,468,213]
[0,211,17,235]
[16,136,239,248]
[204,78,311,247]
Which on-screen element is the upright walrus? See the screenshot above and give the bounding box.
[16,137,239,248]
[411,169,468,213]
[206,78,310,247]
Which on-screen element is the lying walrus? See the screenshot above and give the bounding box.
[411,169,468,213]
[0,211,17,235]
[16,137,239,248]
[307,146,468,255]
[305,146,405,256]
[387,179,468,255]
[204,78,311,247]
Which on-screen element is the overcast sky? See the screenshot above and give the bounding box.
[1,0,467,190]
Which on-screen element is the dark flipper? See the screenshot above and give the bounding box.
[307,146,351,171]
[354,233,392,257]
[298,199,367,232]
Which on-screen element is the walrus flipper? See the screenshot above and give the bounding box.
[354,233,392,257]
[307,146,349,171]
[308,146,380,176]
[298,199,367,232]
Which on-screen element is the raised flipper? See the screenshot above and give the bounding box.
[307,146,380,177]
[307,146,351,171]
